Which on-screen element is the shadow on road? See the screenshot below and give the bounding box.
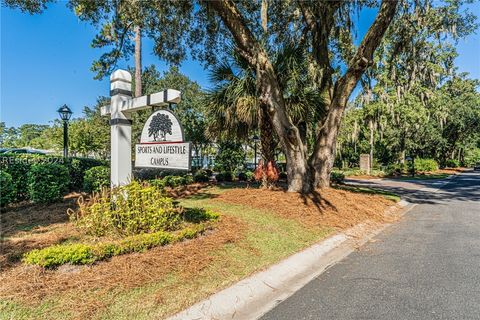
[346,171,480,205]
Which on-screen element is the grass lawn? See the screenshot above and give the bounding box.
[391,173,449,180]
[334,185,401,202]
[0,184,399,320]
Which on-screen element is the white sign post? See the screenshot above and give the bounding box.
[101,69,182,187]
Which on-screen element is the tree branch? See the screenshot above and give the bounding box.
[338,0,399,95]
[204,0,259,65]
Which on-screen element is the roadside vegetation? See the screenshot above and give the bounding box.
[0,180,400,319]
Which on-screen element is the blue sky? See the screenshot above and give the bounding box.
[1,2,479,127]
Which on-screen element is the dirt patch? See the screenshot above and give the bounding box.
[216,187,398,230]
[0,215,246,318]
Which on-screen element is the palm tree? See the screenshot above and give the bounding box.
[205,44,325,185]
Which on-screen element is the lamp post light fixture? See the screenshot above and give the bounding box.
[57,104,73,158]
[252,134,260,170]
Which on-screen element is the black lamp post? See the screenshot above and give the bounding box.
[252,134,260,169]
[57,105,73,158]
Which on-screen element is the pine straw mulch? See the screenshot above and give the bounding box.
[215,187,400,230]
[0,214,246,318]
[0,193,82,270]
[163,182,210,198]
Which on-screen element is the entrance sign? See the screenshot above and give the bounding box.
[135,110,191,170]
[360,154,371,174]
[101,69,183,187]
[135,142,191,170]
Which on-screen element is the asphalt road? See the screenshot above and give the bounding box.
[260,171,480,320]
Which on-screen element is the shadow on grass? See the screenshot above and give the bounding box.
[334,185,400,202]
[390,173,449,181]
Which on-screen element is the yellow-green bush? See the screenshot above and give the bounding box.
[71,181,182,236]
[414,158,439,173]
[23,244,95,268]
[23,224,209,268]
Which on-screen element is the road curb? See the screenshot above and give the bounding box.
[168,203,408,320]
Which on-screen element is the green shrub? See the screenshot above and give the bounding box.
[0,154,61,201]
[0,170,15,207]
[72,181,182,236]
[0,154,105,200]
[278,172,288,180]
[151,175,193,189]
[83,166,110,193]
[194,170,210,183]
[183,207,220,223]
[67,157,107,190]
[27,163,70,203]
[385,163,407,176]
[330,171,345,184]
[464,148,480,167]
[237,172,248,181]
[215,141,245,172]
[184,175,194,185]
[414,158,438,173]
[23,243,95,268]
[216,171,233,182]
[445,159,460,168]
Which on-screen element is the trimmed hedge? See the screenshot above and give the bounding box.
[0,170,15,207]
[23,224,209,268]
[83,166,110,193]
[0,154,106,202]
[27,163,70,203]
[0,154,61,201]
[67,157,107,190]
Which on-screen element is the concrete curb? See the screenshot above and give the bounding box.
[168,201,412,320]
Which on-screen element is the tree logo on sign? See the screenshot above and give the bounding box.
[148,113,173,141]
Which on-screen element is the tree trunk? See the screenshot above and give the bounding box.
[308,0,399,188]
[310,99,344,188]
[134,25,142,97]
[259,104,276,165]
[256,54,312,193]
[258,103,278,188]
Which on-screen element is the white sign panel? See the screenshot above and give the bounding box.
[135,142,191,170]
[135,109,191,170]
